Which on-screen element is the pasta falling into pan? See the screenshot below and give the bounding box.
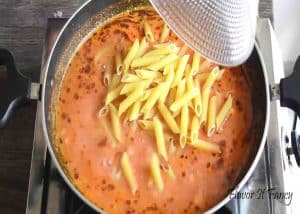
[99,21,233,194]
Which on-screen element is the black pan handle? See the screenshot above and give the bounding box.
[0,48,32,128]
[280,55,300,117]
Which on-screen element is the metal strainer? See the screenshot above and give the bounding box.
[149,0,258,66]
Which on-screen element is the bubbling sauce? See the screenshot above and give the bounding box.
[56,8,252,213]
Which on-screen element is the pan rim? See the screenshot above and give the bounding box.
[41,2,271,213]
[41,0,104,213]
[204,42,270,213]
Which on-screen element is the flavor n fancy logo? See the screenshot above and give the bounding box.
[229,187,293,206]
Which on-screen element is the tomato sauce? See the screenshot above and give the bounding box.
[55,8,253,213]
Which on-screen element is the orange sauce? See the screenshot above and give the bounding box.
[56,9,252,213]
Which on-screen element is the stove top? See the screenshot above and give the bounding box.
[25,18,299,214]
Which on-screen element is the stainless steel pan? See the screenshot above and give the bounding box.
[1,0,300,213]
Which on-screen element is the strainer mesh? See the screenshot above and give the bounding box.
[149,0,256,66]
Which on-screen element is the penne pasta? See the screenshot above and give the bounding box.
[164,132,174,143]
[199,88,210,125]
[168,137,177,154]
[94,46,109,65]
[118,88,143,116]
[131,55,164,67]
[172,55,190,87]
[189,139,221,153]
[141,83,165,114]
[98,116,117,144]
[135,69,162,80]
[184,64,192,77]
[159,23,170,43]
[98,105,109,117]
[153,117,168,161]
[172,109,181,119]
[128,120,138,140]
[166,87,176,106]
[197,72,210,82]
[124,108,131,123]
[122,39,139,74]
[150,153,164,192]
[147,53,178,71]
[159,64,175,104]
[190,52,200,75]
[153,42,173,49]
[100,34,230,173]
[145,44,179,57]
[172,78,186,117]
[140,88,153,102]
[216,94,233,131]
[108,74,121,91]
[105,84,123,105]
[180,105,189,148]
[120,82,145,95]
[157,103,180,134]
[121,73,141,82]
[186,74,194,92]
[193,77,202,117]
[217,69,225,80]
[152,76,164,85]
[164,165,176,180]
[178,45,188,56]
[199,60,213,73]
[115,53,122,75]
[144,21,155,42]
[202,67,220,90]
[129,100,142,121]
[190,116,200,144]
[175,78,186,101]
[120,152,138,194]
[135,37,149,58]
[103,69,112,86]
[108,104,121,142]
[170,88,199,113]
[162,64,171,75]
[138,120,154,130]
[207,95,217,136]
[143,107,155,120]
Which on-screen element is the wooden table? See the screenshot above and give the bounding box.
[0,1,86,213]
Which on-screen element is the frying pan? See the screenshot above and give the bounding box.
[1,0,300,213]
